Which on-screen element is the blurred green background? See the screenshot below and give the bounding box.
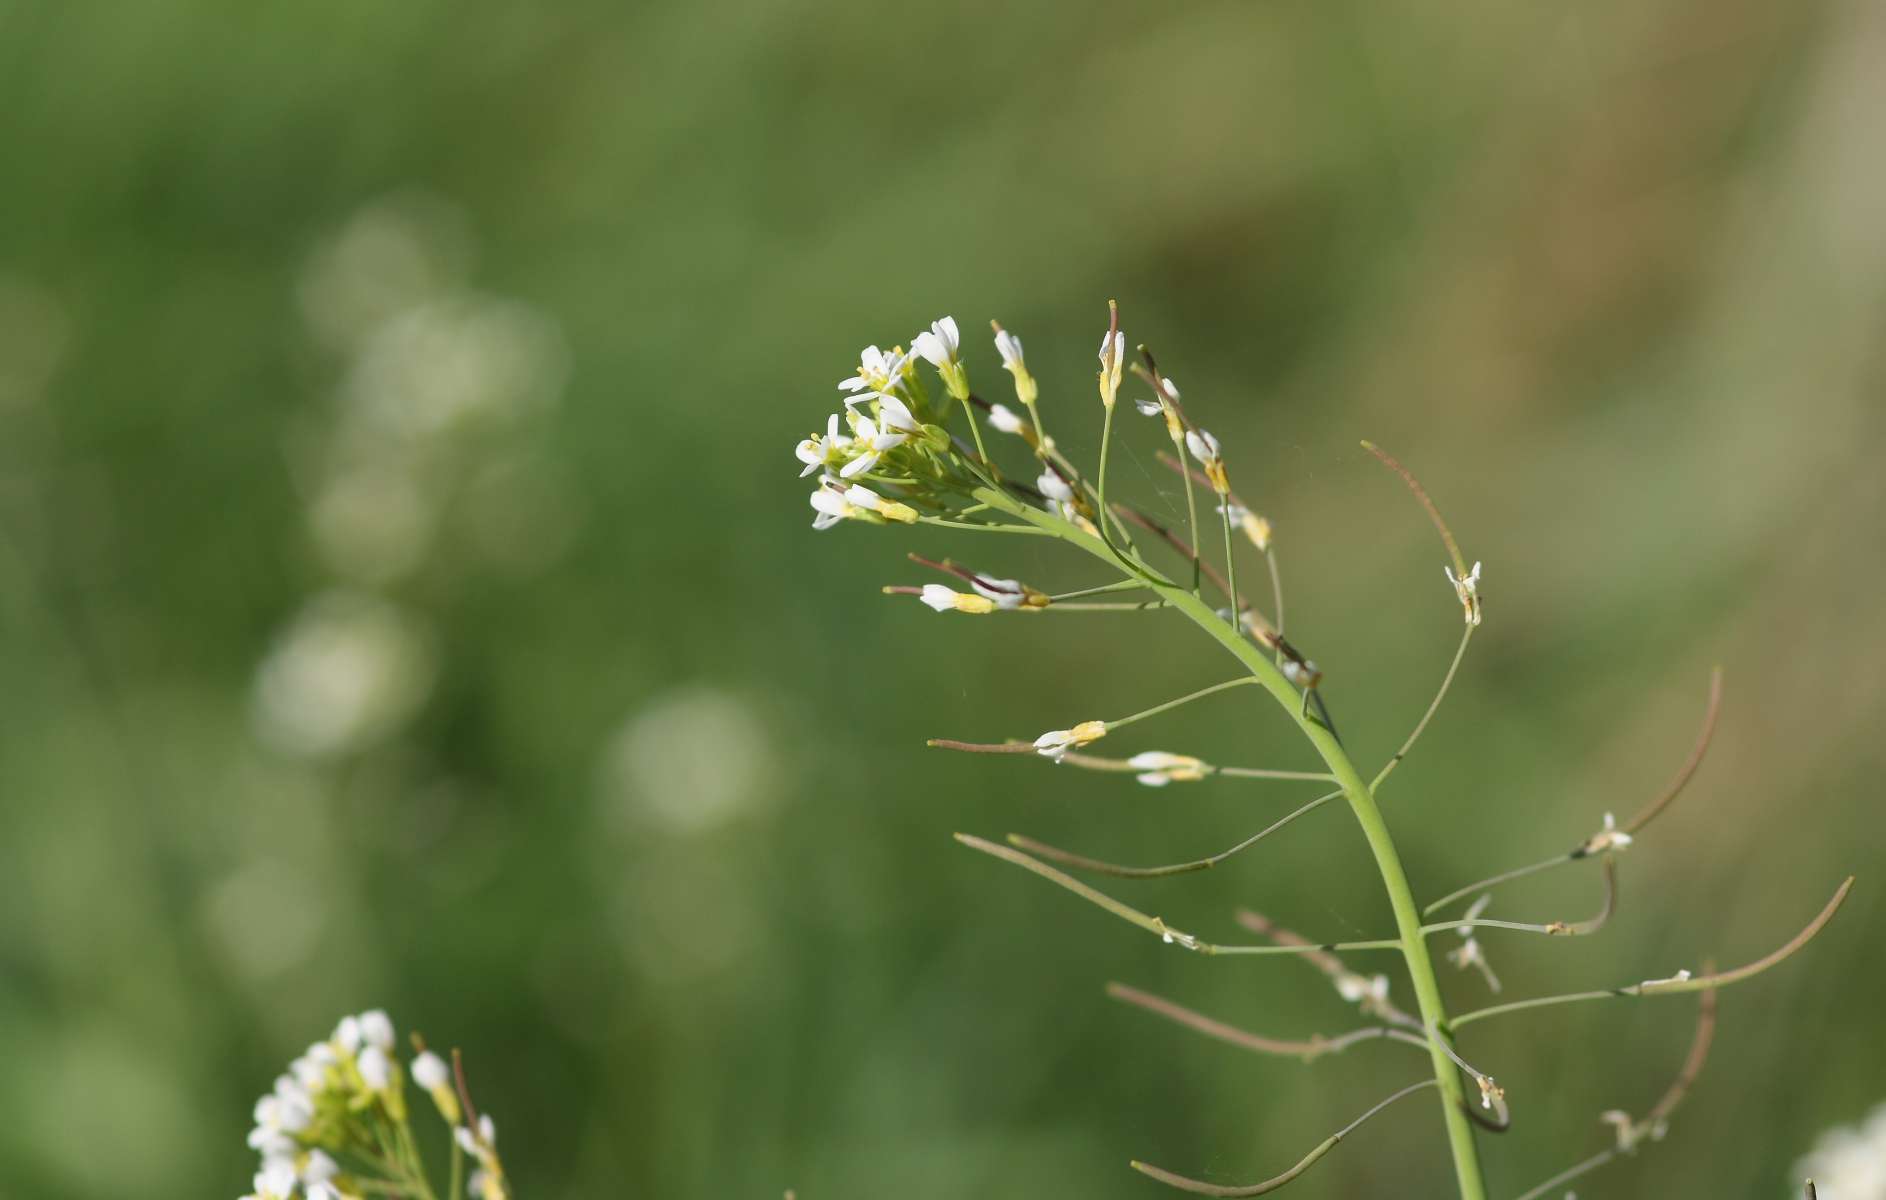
[2,1,1882,1196]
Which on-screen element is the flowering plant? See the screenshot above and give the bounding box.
[797,302,1855,1198]
[240,1009,508,1200]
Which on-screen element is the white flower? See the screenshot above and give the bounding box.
[411,1048,462,1123]
[795,412,852,478]
[994,328,1023,369]
[456,1125,483,1156]
[851,415,901,454]
[1127,751,1208,786]
[1217,502,1272,551]
[987,403,1025,435]
[836,448,879,479]
[1185,428,1229,494]
[290,1042,338,1093]
[1033,720,1108,760]
[253,1083,313,1138]
[1638,968,1694,990]
[1037,469,1074,503]
[479,1114,497,1145]
[914,317,969,400]
[303,1150,340,1184]
[809,484,854,530]
[990,324,1038,406]
[412,1050,450,1091]
[358,1044,392,1091]
[255,1156,298,1199]
[1581,811,1632,855]
[873,393,921,439]
[1133,398,1163,417]
[1444,561,1483,627]
[359,1009,395,1051]
[335,1015,362,1053]
[838,345,911,397]
[912,316,960,368]
[1795,1099,1886,1199]
[1448,894,1502,993]
[306,1185,342,1200]
[918,584,995,615]
[1184,428,1220,464]
[843,482,917,524]
[810,480,917,529]
[1334,971,1392,1009]
[1600,1109,1650,1153]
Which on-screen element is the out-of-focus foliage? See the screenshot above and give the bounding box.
[0,1,1882,1196]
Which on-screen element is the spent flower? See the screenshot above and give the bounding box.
[1034,720,1108,760]
[1445,560,1483,626]
[1580,811,1633,855]
[1448,894,1503,993]
[1218,501,1272,551]
[919,584,996,615]
[1185,428,1229,494]
[1097,325,1125,406]
[1127,750,1209,786]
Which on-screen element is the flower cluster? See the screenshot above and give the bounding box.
[240,1009,509,1200]
[794,327,975,528]
[795,315,1104,533]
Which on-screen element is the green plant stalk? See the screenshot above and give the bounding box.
[976,487,1488,1200]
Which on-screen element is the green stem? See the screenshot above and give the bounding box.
[960,395,991,465]
[1220,503,1240,630]
[1175,437,1202,594]
[974,486,1489,1200]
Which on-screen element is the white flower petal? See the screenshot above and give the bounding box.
[876,394,919,431]
[1185,429,1221,463]
[920,584,957,613]
[810,489,848,518]
[412,1050,450,1091]
[994,329,1023,366]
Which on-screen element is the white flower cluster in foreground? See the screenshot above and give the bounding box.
[793,316,1012,531]
[1797,1100,1886,1199]
[240,1008,508,1200]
